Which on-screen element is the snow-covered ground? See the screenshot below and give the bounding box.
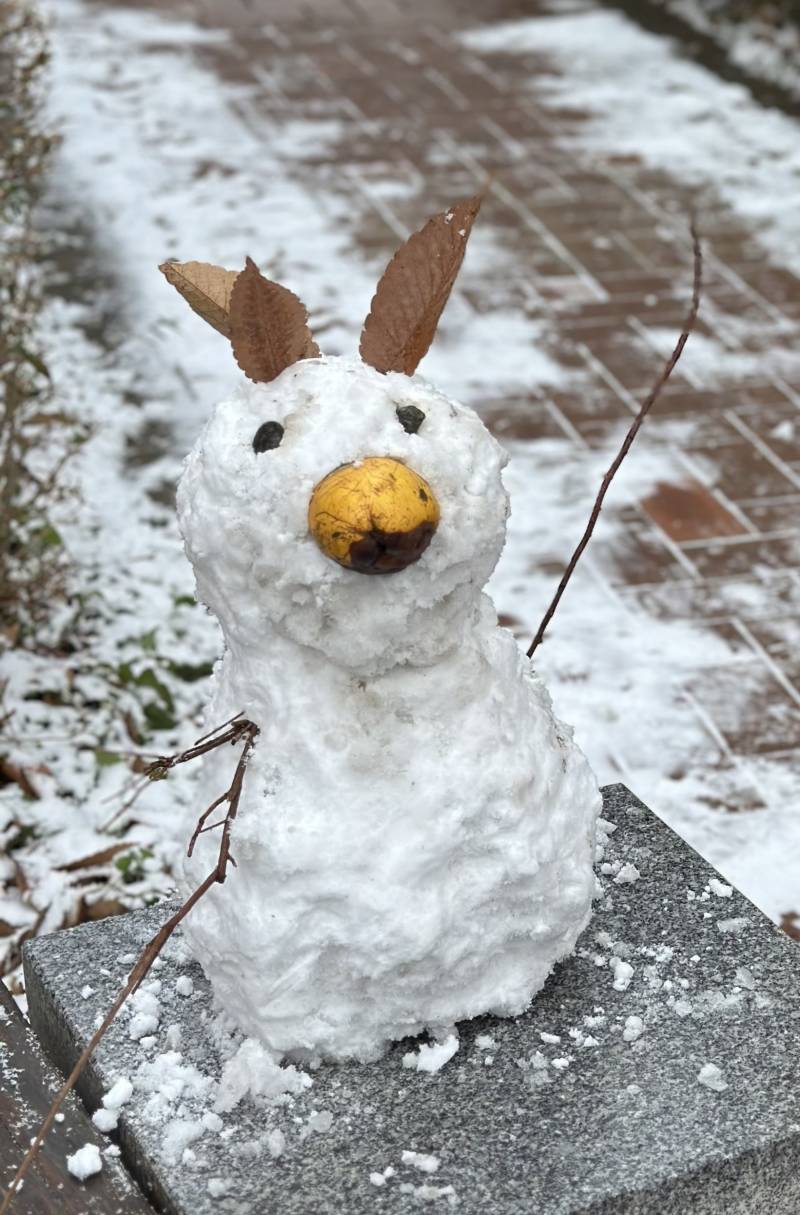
[3,0,800,986]
[661,0,800,104]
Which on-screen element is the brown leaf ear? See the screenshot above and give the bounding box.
[228,257,320,385]
[159,260,239,338]
[359,193,483,377]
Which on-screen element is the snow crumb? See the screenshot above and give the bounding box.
[551,1056,572,1070]
[698,1063,728,1092]
[307,1110,334,1134]
[129,1012,158,1041]
[771,419,795,442]
[672,999,693,1018]
[66,1143,102,1180]
[80,985,94,999]
[202,1111,223,1133]
[540,1032,561,1044]
[622,1015,644,1042]
[402,1183,457,1204]
[215,1039,312,1112]
[267,1129,286,1159]
[597,818,617,836]
[611,958,634,991]
[708,878,733,898]
[128,989,160,1040]
[92,1107,118,1133]
[176,976,194,997]
[370,1172,388,1187]
[165,1024,182,1050]
[163,1119,205,1163]
[735,966,756,990]
[403,1150,440,1174]
[402,1033,460,1073]
[103,1078,133,1111]
[208,1178,232,1198]
[717,917,750,935]
[475,1034,496,1050]
[614,863,640,886]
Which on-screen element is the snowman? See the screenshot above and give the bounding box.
[162,197,601,1063]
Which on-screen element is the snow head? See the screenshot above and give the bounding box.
[177,356,509,674]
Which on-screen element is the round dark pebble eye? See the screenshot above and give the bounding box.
[252,421,284,453]
[396,405,425,435]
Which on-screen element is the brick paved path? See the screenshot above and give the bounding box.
[87,0,800,913]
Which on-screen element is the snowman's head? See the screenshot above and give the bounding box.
[167,195,509,674]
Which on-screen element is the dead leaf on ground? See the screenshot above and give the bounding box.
[57,842,131,873]
[78,896,126,923]
[0,759,41,800]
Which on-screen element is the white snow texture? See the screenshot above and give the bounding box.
[178,356,600,1061]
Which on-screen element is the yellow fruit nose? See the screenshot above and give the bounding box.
[308,457,440,574]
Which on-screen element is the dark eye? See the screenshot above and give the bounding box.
[396,405,425,435]
[253,421,284,453]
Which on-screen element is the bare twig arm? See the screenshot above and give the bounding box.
[0,718,259,1215]
[526,221,702,660]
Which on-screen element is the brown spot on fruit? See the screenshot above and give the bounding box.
[348,521,437,574]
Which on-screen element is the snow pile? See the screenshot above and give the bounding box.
[66,1142,102,1180]
[179,357,600,1060]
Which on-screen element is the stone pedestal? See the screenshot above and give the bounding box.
[23,785,800,1214]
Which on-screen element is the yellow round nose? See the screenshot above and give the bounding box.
[308,457,440,574]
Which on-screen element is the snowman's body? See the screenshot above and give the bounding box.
[178,356,600,1062]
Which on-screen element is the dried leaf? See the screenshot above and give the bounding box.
[77,896,126,924]
[360,193,483,376]
[159,260,239,337]
[0,759,40,800]
[229,256,320,384]
[57,843,131,874]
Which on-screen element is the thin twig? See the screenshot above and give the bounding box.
[99,715,252,833]
[527,220,702,659]
[0,718,259,1214]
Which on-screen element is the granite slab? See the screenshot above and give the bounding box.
[23,785,800,1215]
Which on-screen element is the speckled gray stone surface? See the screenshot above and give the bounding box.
[23,784,800,1215]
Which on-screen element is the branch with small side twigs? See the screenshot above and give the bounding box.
[527,220,702,660]
[98,712,249,832]
[0,714,259,1215]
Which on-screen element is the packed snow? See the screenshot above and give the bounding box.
[178,357,600,1059]
[66,1142,103,1180]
